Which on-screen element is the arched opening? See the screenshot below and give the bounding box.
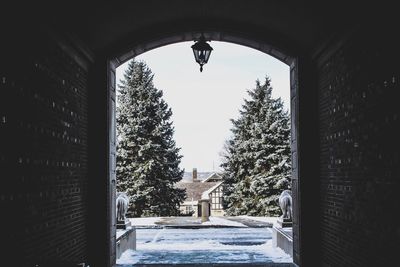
[4,3,399,267]
[105,31,303,266]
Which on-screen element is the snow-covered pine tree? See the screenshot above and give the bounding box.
[116,60,186,217]
[221,77,291,216]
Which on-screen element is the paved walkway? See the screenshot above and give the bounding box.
[156,217,206,228]
[117,227,292,265]
[133,216,273,228]
[224,216,273,228]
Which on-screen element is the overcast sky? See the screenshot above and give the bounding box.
[116,41,290,173]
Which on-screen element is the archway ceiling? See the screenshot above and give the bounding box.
[7,1,379,57]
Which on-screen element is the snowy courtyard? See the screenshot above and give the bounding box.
[117,226,292,265]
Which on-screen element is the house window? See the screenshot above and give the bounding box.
[185,205,193,214]
[211,186,223,210]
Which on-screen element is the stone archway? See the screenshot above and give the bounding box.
[4,2,399,266]
[105,30,304,266]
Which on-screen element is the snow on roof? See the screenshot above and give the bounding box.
[182,171,213,180]
[201,181,223,200]
[181,171,222,182]
[202,172,223,182]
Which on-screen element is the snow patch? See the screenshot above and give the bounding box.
[117,227,292,265]
[129,217,162,226]
[117,239,291,264]
[239,215,279,225]
[202,216,247,227]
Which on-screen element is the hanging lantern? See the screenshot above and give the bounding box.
[191,33,213,72]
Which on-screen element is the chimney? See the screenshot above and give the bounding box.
[192,168,198,182]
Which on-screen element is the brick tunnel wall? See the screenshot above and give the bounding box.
[316,27,400,266]
[0,30,90,266]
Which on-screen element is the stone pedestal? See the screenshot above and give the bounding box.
[117,219,132,230]
[116,226,136,259]
[200,199,210,222]
[272,225,293,258]
[277,217,292,228]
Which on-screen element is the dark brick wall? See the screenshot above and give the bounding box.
[316,27,400,266]
[1,29,90,266]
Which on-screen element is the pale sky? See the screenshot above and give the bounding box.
[116,41,290,173]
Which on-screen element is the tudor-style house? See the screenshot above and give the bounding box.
[176,168,225,217]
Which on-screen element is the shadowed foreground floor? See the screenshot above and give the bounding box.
[117,263,294,267]
[117,227,292,265]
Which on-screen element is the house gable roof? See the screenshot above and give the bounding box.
[202,172,223,183]
[176,181,220,202]
[201,181,223,200]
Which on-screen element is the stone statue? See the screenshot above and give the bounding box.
[279,190,292,221]
[116,192,130,229]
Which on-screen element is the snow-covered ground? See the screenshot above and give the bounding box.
[129,216,248,227]
[129,217,162,226]
[202,216,247,227]
[117,227,292,264]
[239,215,279,226]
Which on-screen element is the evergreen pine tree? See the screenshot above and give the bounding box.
[221,77,291,216]
[116,60,186,217]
